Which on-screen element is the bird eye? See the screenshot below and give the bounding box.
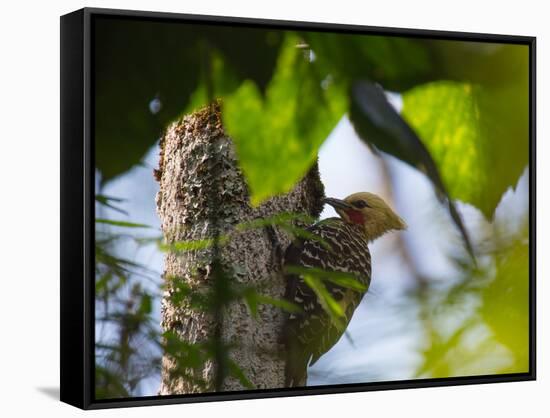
[352,200,369,209]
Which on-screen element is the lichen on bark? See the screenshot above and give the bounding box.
[155,103,324,394]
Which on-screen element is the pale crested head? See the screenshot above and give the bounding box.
[323,192,406,241]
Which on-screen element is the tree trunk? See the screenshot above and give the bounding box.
[155,103,324,394]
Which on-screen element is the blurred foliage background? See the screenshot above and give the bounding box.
[93,15,531,399]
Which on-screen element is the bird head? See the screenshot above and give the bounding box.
[323,192,406,241]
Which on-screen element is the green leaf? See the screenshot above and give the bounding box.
[242,289,259,318]
[242,287,302,317]
[165,277,213,311]
[223,33,346,205]
[95,245,143,285]
[286,265,368,330]
[285,265,367,292]
[95,272,112,294]
[402,73,528,218]
[303,274,345,330]
[95,366,130,399]
[279,224,332,252]
[235,212,315,231]
[322,275,368,292]
[139,294,152,315]
[227,359,255,389]
[480,241,529,372]
[255,294,302,314]
[95,194,128,215]
[162,331,209,370]
[159,236,229,252]
[96,218,151,229]
[159,213,315,254]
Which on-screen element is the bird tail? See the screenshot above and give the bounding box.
[285,340,309,387]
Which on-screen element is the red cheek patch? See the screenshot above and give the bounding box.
[347,210,365,225]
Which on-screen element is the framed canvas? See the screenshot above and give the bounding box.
[60,7,536,410]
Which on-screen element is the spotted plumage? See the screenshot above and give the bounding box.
[283,192,406,387]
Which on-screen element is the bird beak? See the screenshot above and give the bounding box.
[322,197,354,210]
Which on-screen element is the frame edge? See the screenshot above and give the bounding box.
[60,8,88,410]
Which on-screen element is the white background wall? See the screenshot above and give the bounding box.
[0,0,546,416]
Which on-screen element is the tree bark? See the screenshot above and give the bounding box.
[155,103,324,394]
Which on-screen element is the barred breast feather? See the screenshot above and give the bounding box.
[283,217,372,387]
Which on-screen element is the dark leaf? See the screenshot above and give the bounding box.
[305,32,435,92]
[95,194,128,215]
[95,366,130,399]
[95,19,281,182]
[349,80,475,260]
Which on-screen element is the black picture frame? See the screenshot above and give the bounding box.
[60,7,536,410]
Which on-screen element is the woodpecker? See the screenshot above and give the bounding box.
[283,192,406,387]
